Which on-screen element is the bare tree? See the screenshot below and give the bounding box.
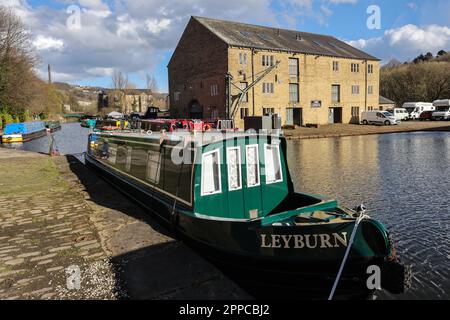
[111,70,128,113]
[381,60,450,106]
[146,73,159,93]
[0,6,54,118]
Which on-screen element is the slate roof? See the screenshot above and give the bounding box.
[379,95,396,104]
[193,16,379,61]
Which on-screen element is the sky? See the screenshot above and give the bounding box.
[1,0,449,92]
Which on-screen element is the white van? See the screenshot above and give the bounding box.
[361,111,399,126]
[432,100,450,120]
[387,108,409,121]
[402,102,435,120]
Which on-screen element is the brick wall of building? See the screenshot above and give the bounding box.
[228,47,380,128]
[168,19,229,119]
[169,18,380,128]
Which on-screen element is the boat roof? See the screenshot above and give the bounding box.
[94,130,285,147]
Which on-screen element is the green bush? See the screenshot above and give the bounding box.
[3,113,14,125]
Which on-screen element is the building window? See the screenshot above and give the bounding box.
[239,82,248,102]
[289,83,299,103]
[201,150,222,196]
[368,85,374,95]
[262,55,274,67]
[331,85,340,102]
[239,52,247,65]
[289,58,299,77]
[210,84,219,96]
[333,61,339,72]
[211,107,218,118]
[264,144,283,185]
[263,108,275,115]
[368,64,374,74]
[368,106,374,111]
[246,145,260,188]
[351,106,360,117]
[173,92,180,101]
[262,83,274,94]
[352,85,360,95]
[227,147,242,191]
[240,107,249,119]
[351,63,360,73]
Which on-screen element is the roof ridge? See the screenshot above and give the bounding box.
[191,16,379,61]
[192,16,335,39]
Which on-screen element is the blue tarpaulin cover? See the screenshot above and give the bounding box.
[4,122,46,135]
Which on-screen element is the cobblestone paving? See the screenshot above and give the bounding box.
[0,149,249,300]
[0,149,118,299]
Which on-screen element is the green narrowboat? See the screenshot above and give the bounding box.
[45,121,62,133]
[85,131,408,299]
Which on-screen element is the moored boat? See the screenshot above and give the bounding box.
[45,121,62,133]
[85,130,409,299]
[1,122,47,144]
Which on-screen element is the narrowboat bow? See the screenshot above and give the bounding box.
[85,131,409,299]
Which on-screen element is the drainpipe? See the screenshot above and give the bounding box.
[365,59,368,111]
[251,48,256,116]
[225,73,232,119]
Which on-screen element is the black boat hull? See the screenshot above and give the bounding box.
[85,155,405,299]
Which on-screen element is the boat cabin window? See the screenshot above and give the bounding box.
[201,150,222,196]
[246,145,260,188]
[116,146,132,173]
[227,147,242,191]
[146,149,161,184]
[264,144,283,184]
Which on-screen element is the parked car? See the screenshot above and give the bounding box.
[361,111,399,126]
[432,100,450,121]
[387,108,409,121]
[402,102,435,120]
[419,111,434,121]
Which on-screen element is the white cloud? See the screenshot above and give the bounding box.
[86,67,114,77]
[33,35,65,51]
[348,24,450,62]
[0,0,276,86]
[146,18,171,35]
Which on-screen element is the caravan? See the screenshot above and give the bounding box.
[402,102,435,120]
[432,100,450,121]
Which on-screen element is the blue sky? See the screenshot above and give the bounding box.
[3,0,449,92]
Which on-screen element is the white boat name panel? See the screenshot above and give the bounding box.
[260,233,348,249]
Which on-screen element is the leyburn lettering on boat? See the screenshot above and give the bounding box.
[260,232,348,249]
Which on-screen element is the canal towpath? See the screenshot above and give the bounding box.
[0,148,249,299]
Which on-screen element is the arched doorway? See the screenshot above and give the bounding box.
[188,100,203,119]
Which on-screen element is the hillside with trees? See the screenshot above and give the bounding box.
[381,51,450,107]
[0,6,63,128]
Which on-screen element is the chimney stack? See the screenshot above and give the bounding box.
[48,64,52,84]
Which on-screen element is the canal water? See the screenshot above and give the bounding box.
[3,123,449,299]
[287,132,450,300]
[1,122,90,161]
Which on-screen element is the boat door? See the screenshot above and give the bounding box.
[225,140,246,219]
[242,136,263,220]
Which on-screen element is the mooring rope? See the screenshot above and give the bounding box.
[328,213,370,300]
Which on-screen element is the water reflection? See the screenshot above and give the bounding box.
[287,132,450,299]
[1,123,90,161]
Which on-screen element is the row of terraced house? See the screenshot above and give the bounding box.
[168,16,383,128]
